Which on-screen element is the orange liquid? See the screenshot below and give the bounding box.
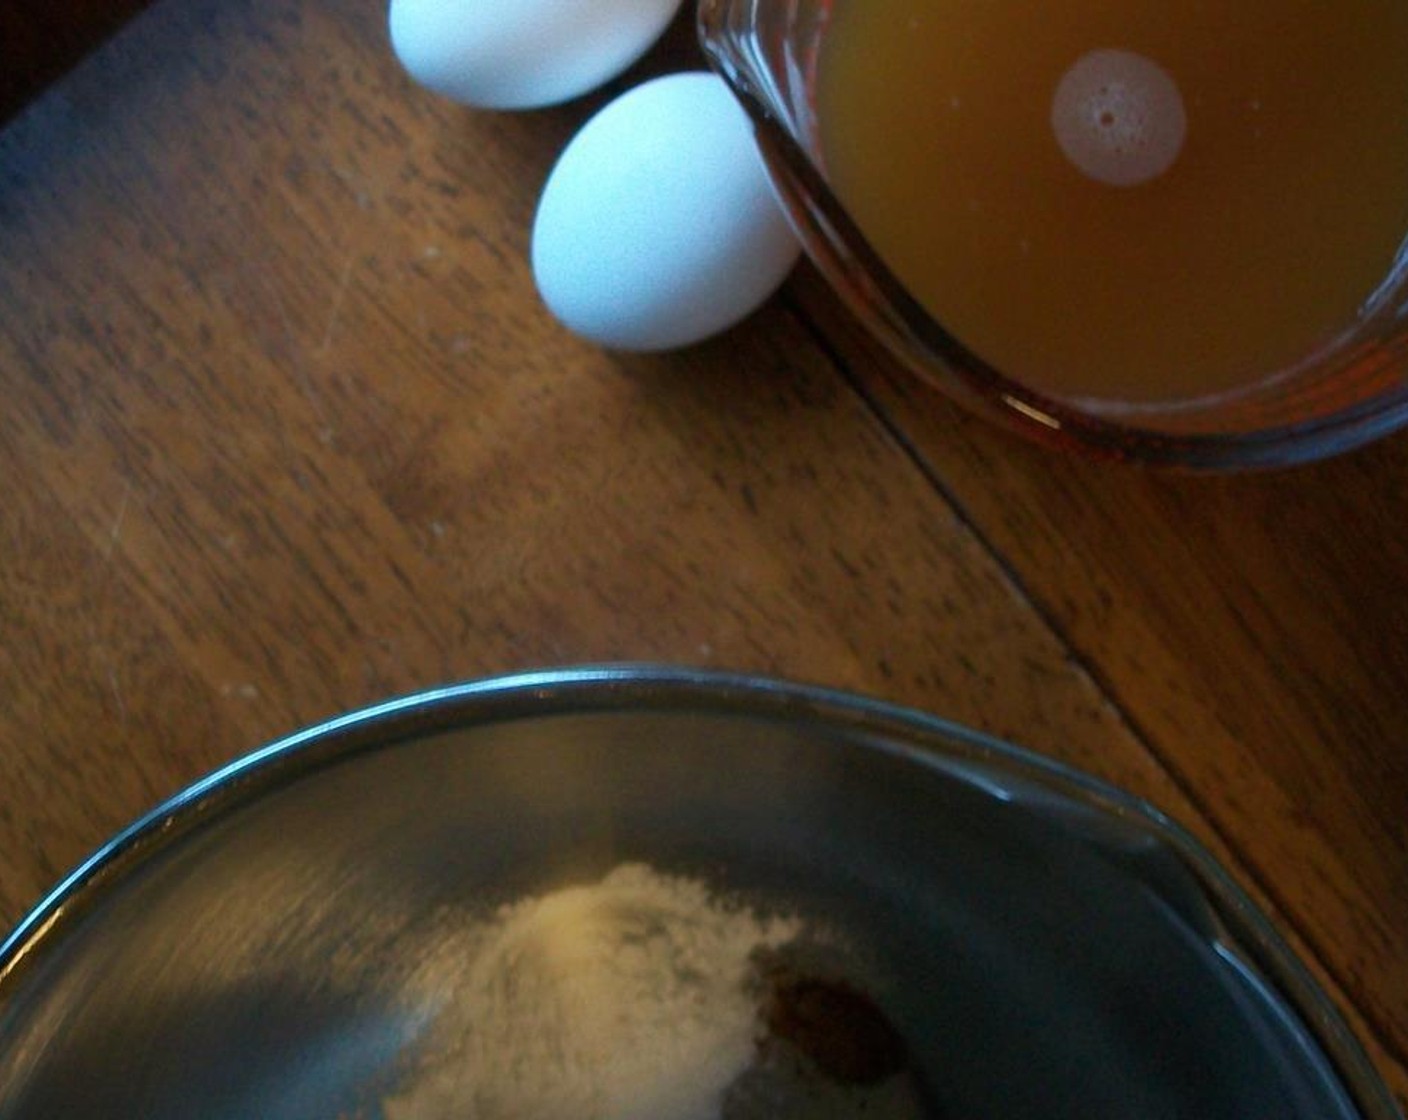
[816,0,1408,403]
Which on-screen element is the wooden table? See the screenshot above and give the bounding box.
[2,0,1405,1108]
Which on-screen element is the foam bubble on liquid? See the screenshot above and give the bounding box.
[1051,48,1187,187]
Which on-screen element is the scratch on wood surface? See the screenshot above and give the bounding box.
[84,616,129,725]
[102,481,132,562]
[318,253,357,355]
[257,267,333,433]
[107,664,129,725]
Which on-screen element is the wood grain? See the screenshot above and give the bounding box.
[0,0,1403,1110]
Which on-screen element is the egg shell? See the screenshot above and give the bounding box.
[389,0,684,110]
[531,72,801,352]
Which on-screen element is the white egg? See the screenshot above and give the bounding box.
[389,0,684,110]
[531,72,801,352]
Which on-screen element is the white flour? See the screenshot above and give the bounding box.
[382,863,802,1120]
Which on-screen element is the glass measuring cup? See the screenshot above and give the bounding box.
[697,0,1408,468]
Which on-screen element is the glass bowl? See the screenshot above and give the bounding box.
[697,0,1408,468]
[0,667,1398,1118]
